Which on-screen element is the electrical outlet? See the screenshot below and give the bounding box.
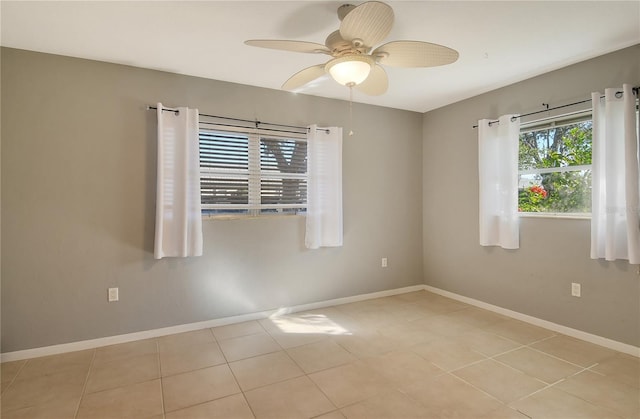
[571,283,581,297]
[381,257,388,268]
[108,287,119,302]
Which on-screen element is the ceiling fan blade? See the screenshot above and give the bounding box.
[373,41,459,68]
[282,65,327,91]
[245,40,330,54]
[340,1,394,48]
[355,64,388,96]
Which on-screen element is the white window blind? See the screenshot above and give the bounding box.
[199,129,307,216]
[260,137,307,210]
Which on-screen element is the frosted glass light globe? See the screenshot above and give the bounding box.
[326,56,373,86]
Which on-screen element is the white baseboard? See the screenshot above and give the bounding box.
[3,283,637,362]
[423,285,640,358]
[0,284,424,362]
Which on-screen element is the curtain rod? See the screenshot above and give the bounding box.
[472,86,639,129]
[198,121,309,136]
[146,106,329,134]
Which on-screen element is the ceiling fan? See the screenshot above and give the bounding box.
[245,1,459,96]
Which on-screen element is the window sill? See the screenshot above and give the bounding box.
[202,213,306,221]
[519,212,591,220]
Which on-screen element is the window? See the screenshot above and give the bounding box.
[199,130,307,216]
[518,113,592,215]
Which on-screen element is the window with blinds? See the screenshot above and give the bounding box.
[199,130,307,216]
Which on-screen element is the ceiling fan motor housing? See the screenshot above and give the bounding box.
[325,30,368,56]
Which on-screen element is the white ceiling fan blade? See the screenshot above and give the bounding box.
[282,65,327,91]
[355,64,388,96]
[245,40,330,54]
[373,41,459,67]
[340,1,394,48]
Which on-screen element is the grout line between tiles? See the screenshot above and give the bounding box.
[488,332,557,348]
[73,348,97,419]
[208,327,218,339]
[2,359,27,395]
[510,380,558,403]
[516,409,534,418]
[239,391,258,419]
[530,334,557,344]
[156,339,167,419]
[545,375,627,415]
[528,334,560,345]
[486,344,528,359]
[433,356,484,374]
[162,392,250,417]
[443,348,512,375]
[524,343,596,369]
[564,364,599,380]
[217,341,232,365]
[305,370,341,413]
[469,347,496,360]
[491,359,597,405]
[446,371,509,406]
[584,363,608,376]
[489,357,549,385]
[302,374,332,407]
[509,372,623,419]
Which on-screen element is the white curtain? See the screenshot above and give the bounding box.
[591,84,640,264]
[154,103,203,259]
[305,125,343,249]
[478,115,521,249]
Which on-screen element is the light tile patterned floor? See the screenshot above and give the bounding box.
[1,290,638,418]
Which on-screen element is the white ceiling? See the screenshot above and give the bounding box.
[2,1,639,113]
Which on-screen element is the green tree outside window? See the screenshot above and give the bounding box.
[518,120,592,213]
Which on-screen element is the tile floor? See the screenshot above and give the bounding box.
[1,290,638,418]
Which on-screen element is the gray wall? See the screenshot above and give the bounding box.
[422,44,640,347]
[1,48,424,352]
[3,44,639,353]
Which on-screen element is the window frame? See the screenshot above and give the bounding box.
[199,125,308,218]
[517,111,593,219]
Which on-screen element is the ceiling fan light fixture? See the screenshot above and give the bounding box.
[246,1,458,95]
[326,55,373,86]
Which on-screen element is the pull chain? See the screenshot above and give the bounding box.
[348,84,354,136]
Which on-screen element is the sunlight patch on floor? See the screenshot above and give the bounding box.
[268,311,351,335]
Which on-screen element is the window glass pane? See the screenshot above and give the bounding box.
[518,118,592,215]
[518,169,591,213]
[260,138,307,173]
[519,121,592,170]
[261,178,307,205]
[203,208,249,216]
[201,177,249,205]
[259,208,306,215]
[260,137,307,210]
[200,132,249,170]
